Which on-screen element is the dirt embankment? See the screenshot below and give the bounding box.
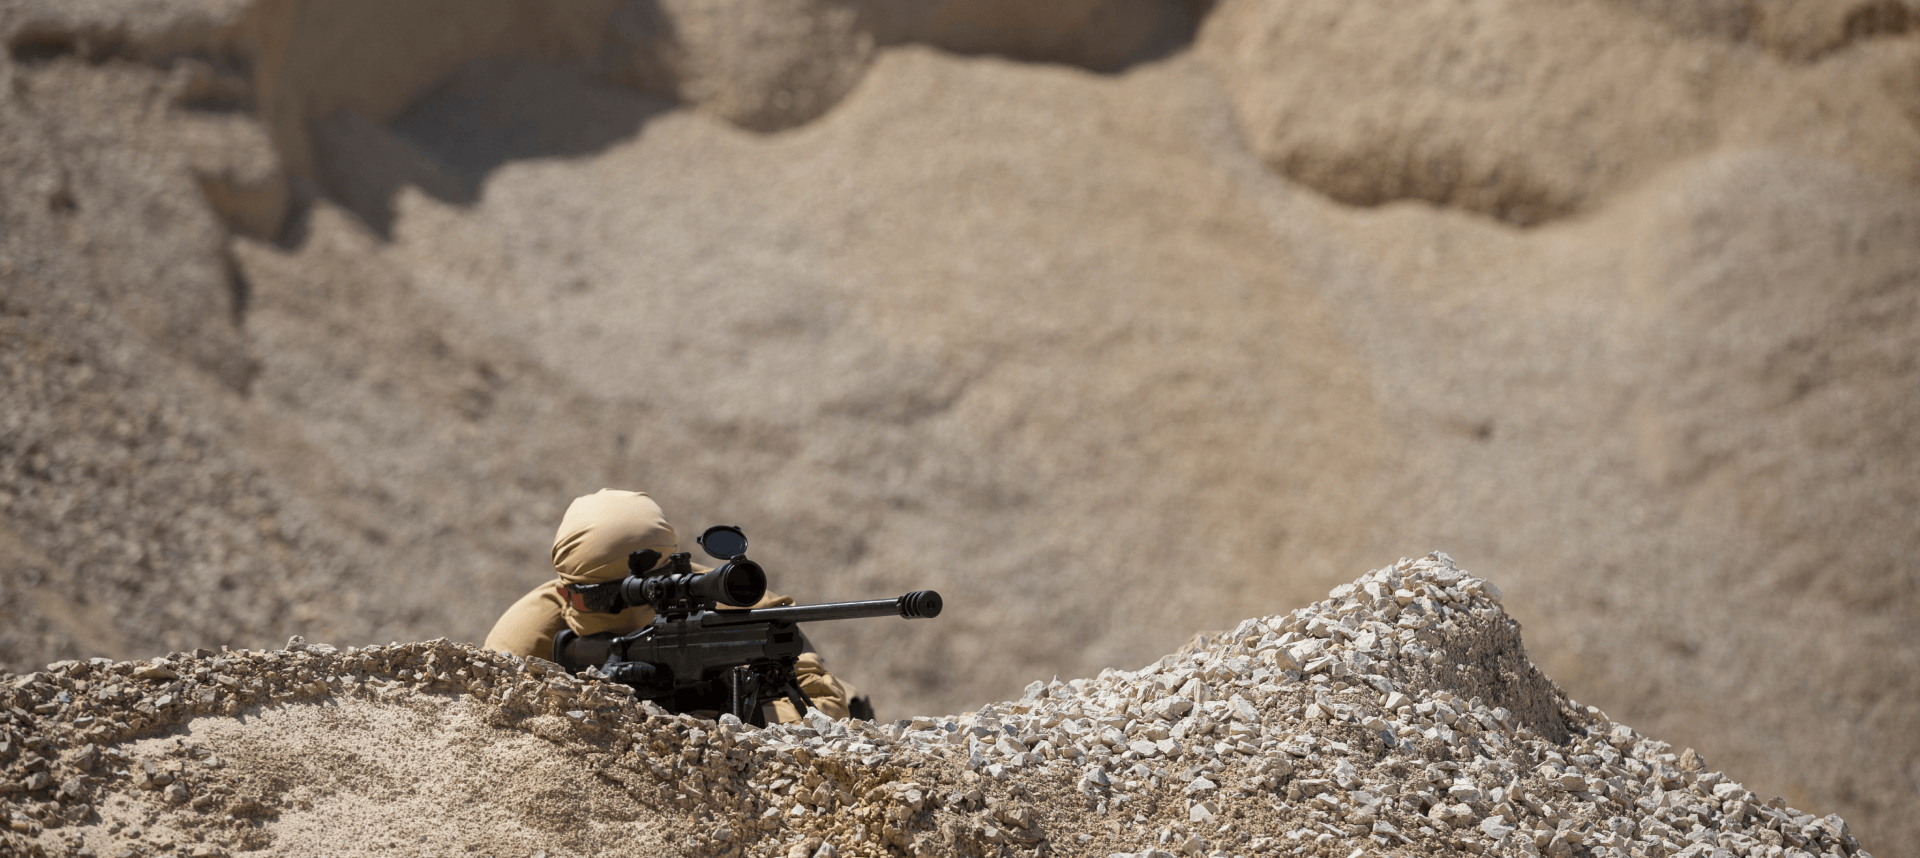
[1,1,1916,855]
[0,558,1874,858]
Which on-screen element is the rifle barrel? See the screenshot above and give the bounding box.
[708,590,942,625]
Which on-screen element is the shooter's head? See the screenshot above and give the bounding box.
[550,488,679,585]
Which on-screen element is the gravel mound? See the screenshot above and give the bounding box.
[0,556,1867,858]
[3,1,1916,854]
[1197,0,1919,224]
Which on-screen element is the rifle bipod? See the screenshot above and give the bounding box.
[726,662,812,727]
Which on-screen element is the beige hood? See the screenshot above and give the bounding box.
[550,488,680,585]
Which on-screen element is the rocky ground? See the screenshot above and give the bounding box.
[2,0,1916,854]
[0,557,1871,858]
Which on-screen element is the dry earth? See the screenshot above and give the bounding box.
[1,0,1917,855]
[0,556,1877,858]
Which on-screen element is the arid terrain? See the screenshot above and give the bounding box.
[0,556,1879,858]
[0,0,1916,855]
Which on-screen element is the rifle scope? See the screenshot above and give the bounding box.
[621,554,766,612]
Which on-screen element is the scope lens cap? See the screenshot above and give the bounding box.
[697,525,749,560]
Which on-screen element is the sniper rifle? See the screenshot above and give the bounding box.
[551,524,941,726]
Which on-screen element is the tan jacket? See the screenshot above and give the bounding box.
[483,488,852,723]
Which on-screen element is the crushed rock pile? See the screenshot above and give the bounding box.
[4,1,1918,851]
[0,555,1868,858]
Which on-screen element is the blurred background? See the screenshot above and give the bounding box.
[0,0,1915,853]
